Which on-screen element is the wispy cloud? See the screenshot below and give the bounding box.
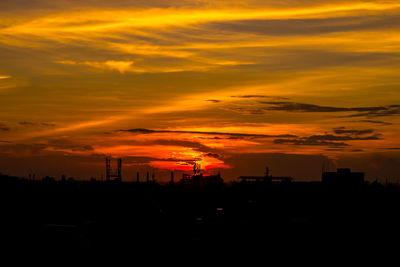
[206,99,221,103]
[259,101,387,113]
[225,101,400,118]
[274,128,382,147]
[274,138,349,147]
[274,134,381,147]
[231,95,289,99]
[346,105,400,118]
[333,127,374,135]
[19,121,36,126]
[3,2,400,35]
[19,121,56,127]
[118,128,297,138]
[351,120,393,126]
[58,60,134,73]
[0,123,10,132]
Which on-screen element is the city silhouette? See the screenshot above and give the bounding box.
[1,157,400,253]
[1,0,400,256]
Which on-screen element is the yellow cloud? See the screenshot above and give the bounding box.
[58,60,134,73]
[109,43,194,58]
[89,60,134,73]
[2,2,400,37]
[57,58,246,73]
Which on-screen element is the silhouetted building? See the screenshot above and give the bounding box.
[322,168,364,185]
[105,156,122,182]
[238,167,292,184]
[42,176,55,183]
[180,163,223,186]
[181,173,223,186]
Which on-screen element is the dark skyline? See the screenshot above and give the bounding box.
[1,166,399,252]
[1,1,400,181]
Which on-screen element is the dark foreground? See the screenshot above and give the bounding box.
[1,176,400,253]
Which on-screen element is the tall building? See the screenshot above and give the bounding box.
[322,168,364,185]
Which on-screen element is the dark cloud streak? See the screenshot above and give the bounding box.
[118,128,297,138]
[224,101,400,118]
[259,101,387,113]
[0,123,10,131]
[207,14,400,36]
[274,132,382,147]
[206,99,221,103]
[350,120,393,125]
[333,128,375,135]
[231,95,289,100]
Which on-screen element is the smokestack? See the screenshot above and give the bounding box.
[170,171,174,184]
[146,171,149,183]
[106,156,111,181]
[117,158,122,181]
[137,172,140,183]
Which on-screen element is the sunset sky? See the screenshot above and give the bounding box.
[1,0,400,181]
